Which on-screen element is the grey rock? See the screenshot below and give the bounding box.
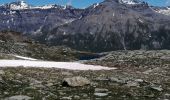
[62,76,90,87]
[73,95,80,99]
[126,81,140,87]
[29,78,42,85]
[5,95,31,100]
[110,77,126,84]
[61,72,73,76]
[46,83,54,87]
[61,97,72,100]
[95,77,109,81]
[82,93,88,98]
[29,78,44,88]
[151,86,163,92]
[135,79,144,83]
[0,70,5,75]
[95,88,109,93]
[0,76,2,81]
[164,93,170,98]
[94,93,108,97]
[94,88,109,97]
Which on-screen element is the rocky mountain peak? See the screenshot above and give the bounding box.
[154,7,170,16]
[104,0,142,4]
[8,0,29,10]
[119,0,141,4]
[1,0,76,10]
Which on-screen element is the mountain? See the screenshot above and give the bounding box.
[0,0,83,43]
[48,0,170,52]
[1,0,170,52]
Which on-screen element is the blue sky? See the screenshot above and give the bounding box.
[0,0,169,8]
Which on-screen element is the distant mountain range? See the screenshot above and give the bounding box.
[0,0,170,52]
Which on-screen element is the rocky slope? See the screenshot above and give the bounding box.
[0,31,102,61]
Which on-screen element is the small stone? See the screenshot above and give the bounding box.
[90,82,99,87]
[151,86,163,92]
[135,79,144,83]
[0,76,2,81]
[61,97,72,100]
[110,77,126,84]
[46,83,53,87]
[82,94,88,98]
[0,70,5,75]
[95,88,109,93]
[29,78,42,85]
[126,81,140,87]
[29,78,44,88]
[73,95,80,99]
[59,91,65,95]
[4,92,9,95]
[16,74,23,79]
[94,93,108,97]
[95,77,109,81]
[62,72,73,76]
[62,76,90,87]
[165,93,170,97]
[5,95,31,100]
[143,70,152,74]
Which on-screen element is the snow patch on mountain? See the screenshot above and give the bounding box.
[9,0,29,10]
[3,0,70,10]
[93,3,99,9]
[119,0,140,5]
[31,4,58,9]
[155,7,170,16]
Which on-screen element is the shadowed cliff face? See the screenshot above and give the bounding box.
[1,0,170,52]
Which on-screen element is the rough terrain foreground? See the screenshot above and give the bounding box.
[0,50,169,100]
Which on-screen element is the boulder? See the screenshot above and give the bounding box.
[62,76,90,87]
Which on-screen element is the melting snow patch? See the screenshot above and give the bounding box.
[113,12,115,17]
[12,55,37,61]
[93,3,99,9]
[139,19,143,23]
[0,60,116,70]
